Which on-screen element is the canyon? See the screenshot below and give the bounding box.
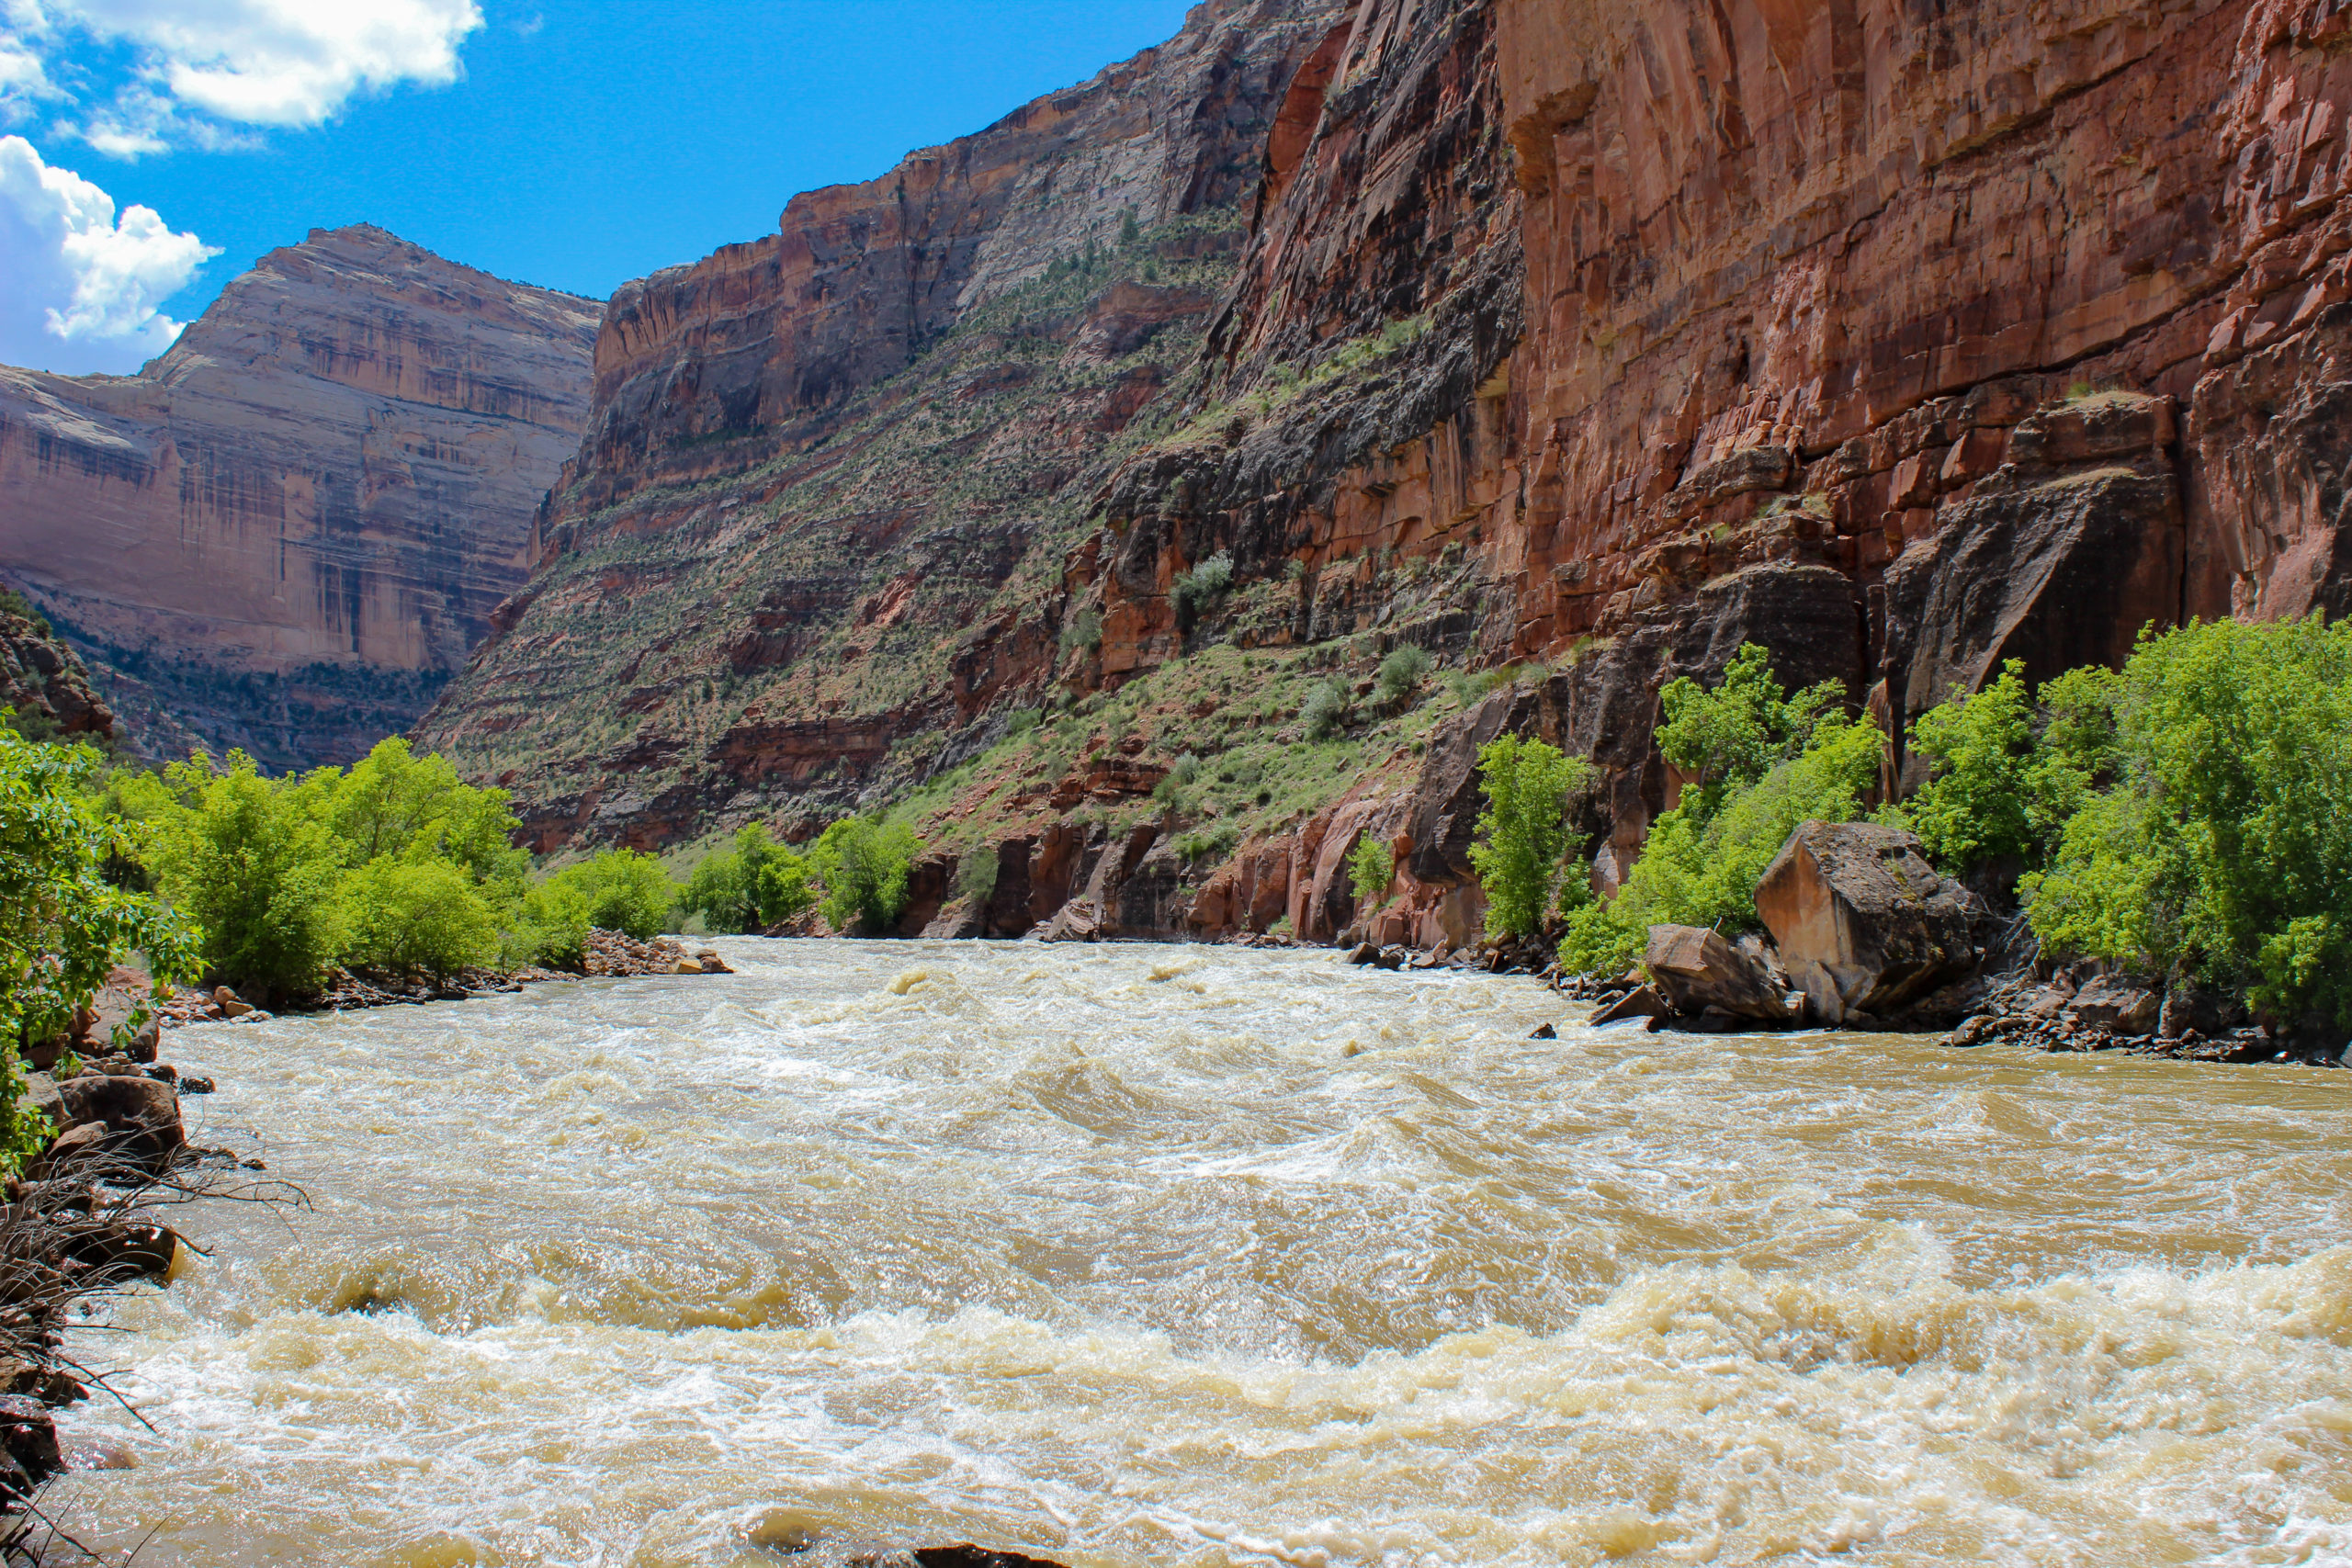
[415,0,2352,948]
[0,226,600,769]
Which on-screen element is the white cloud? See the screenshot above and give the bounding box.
[3,0,481,151]
[0,134,216,373]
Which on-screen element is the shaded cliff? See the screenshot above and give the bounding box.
[0,226,601,769]
[0,587,115,748]
[427,0,2352,948]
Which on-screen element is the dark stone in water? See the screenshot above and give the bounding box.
[1530,1022,1557,1039]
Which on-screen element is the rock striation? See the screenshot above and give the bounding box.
[422,0,2352,949]
[0,226,600,769]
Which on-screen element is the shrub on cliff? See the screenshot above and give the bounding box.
[809,817,922,934]
[1655,643,1847,825]
[1301,682,1349,740]
[1171,551,1235,632]
[0,725,198,1169]
[1348,833,1394,914]
[1469,736,1591,941]
[1561,709,1885,975]
[1376,646,1432,705]
[2023,615,2352,1028]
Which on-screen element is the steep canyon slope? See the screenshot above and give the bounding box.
[425,0,2352,947]
[0,226,600,768]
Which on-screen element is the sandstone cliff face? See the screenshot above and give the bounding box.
[428,0,2352,951]
[0,226,600,768]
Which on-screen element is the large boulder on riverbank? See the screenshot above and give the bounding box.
[1643,926,1798,1023]
[52,1074,183,1169]
[1755,822,1977,1026]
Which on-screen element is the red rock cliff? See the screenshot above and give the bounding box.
[0,225,600,767]
[425,0,2352,947]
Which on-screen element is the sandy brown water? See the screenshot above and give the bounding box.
[45,939,2352,1566]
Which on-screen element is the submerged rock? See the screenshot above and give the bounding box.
[53,1075,182,1168]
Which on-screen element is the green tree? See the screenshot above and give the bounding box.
[1468,736,1591,940]
[1562,711,1885,975]
[757,850,816,924]
[809,817,922,933]
[680,823,796,933]
[541,849,677,942]
[1655,643,1844,824]
[341,858,498,980]
[128,751,348,1001]
[0,726,199,1170]
[1348,832,1395,912]
[2023,615,2352,1027]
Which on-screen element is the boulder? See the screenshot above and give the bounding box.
[2066,979,2161,1037]
[1754,822,1977,1026]
[29,1121,107,1179]
[53,1074,183,1168]
[0,1394,60,1498]
[1642,926,1797,1022]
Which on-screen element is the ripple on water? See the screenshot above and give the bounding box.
[52,940,2352,1567]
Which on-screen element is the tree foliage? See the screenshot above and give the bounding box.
[0,726,198,1170]
[540,849,675,942]
[1348,832,1394,912]
[1654,644,1846,824]
[1468,736,1590,940]
[2022,615,2352,1027]
[679,824,808,934]
[809,817,922,934]
[1562,699,1883,976]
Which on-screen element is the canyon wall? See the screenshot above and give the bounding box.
[424,0,2352,946]
[0,226,600,768]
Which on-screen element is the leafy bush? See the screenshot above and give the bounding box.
[1375,645,1432,704]
[2021,615,2352,1027]
[1879,660,2111,875]
[1655,643,1845,824]
[1561,709,1884,975]
[956,845,1000,903]
[341,858,498,980]
[808,817,922,933]
[0,727,198,1170]
[1171,551,1235,629]
[127,752,350,1001]
[679,824,801,933]
[326,738,524,885]
[757,851,815,925]
[514,878,593,970]
[1468,736,1592,940]
[1301,681,1349,740]
[1348,833,1394,911]
[541,849,676,942]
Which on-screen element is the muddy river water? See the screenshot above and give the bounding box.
[49,940,2352,1566]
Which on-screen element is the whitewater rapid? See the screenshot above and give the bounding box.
[48,940,2352,1566]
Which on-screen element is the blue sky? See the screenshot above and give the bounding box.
[0,1,1197,375]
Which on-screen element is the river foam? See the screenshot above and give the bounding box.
[49,941,2352,1566]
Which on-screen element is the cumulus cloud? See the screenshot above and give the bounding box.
[4,0,482,150]
[0,134,216,373]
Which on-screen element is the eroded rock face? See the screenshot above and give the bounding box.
[1642,925,1796,1023]
[419,0,2352,947]
[1754,821,1977,1024]
[0,226,599,768]
[0,605,113,744]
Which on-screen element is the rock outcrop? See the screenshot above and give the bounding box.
[0,226,600,769]
[1755,821,1978,1025]
[415,0,2352,950]
[0,595,113,745]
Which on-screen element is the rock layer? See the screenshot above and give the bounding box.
[0,226,600,768]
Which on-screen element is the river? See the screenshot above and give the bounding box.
[47,939,2352,1566]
